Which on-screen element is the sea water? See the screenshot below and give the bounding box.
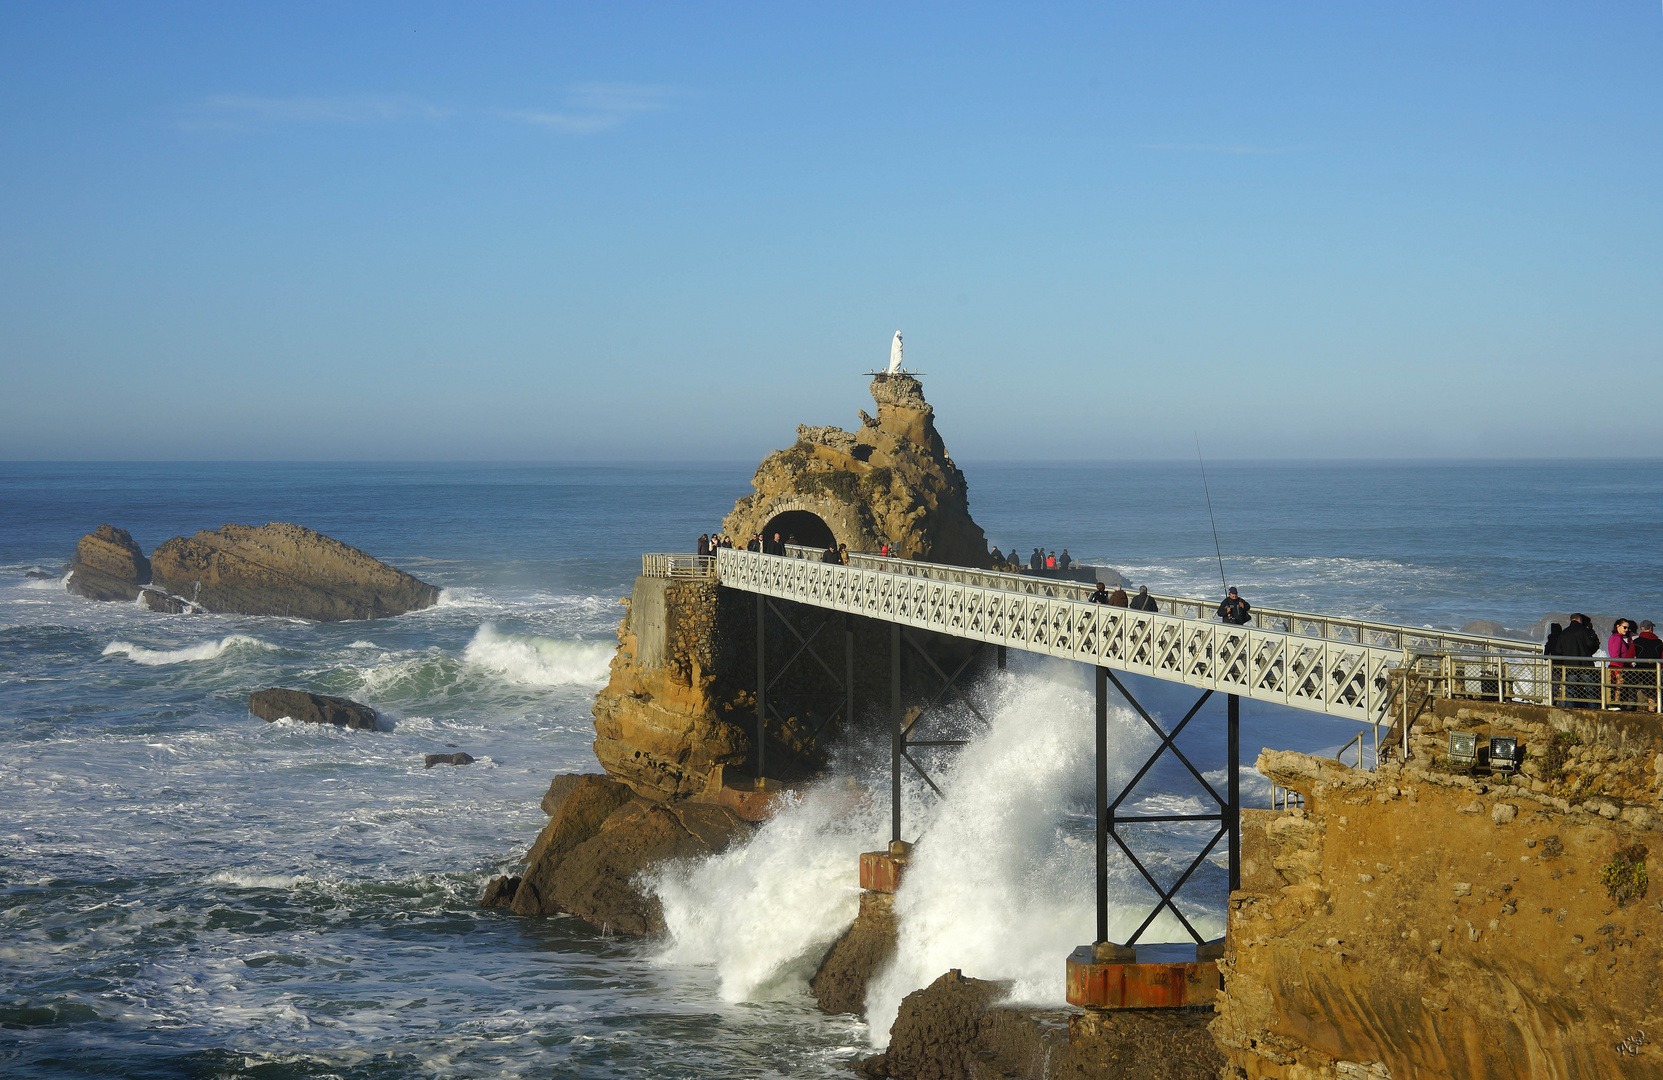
[2,460,1659,1076]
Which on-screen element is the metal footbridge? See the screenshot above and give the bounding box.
[659,546,1547,963]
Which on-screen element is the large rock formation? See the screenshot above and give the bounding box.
[151,523,439,621]
[1214,710,1663,1079]
[590,575,754,800]
[724,374,989,567]
[498,772,750,934]
[67,525,151,602]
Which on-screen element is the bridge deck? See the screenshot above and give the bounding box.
[713,548,1553,726]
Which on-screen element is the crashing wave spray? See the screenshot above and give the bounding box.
[654,665,1227,1045]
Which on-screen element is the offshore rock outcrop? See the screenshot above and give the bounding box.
[724,374,989,567]
[67,525,151,602]
[248,688,378,730]
[151,523,439,621]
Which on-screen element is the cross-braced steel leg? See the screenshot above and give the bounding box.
[891,621,901,843]
[1098,671,1241,947]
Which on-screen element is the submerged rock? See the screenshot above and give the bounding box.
[151,522,439,621]
[67,525,151,602]
[425,752,475,768]
[248,688,377,730]
[137,588,192,614]
[25,569,59,581]
[480,875,521,908]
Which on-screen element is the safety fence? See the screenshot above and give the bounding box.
[1400,651,1662,714]
[776,544,1534,659]
[641,553,716,579]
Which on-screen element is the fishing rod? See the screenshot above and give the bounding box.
[1195,433,1229,595]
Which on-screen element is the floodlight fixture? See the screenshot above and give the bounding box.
[1447,732,1478,770]
[1489,736,1520,773]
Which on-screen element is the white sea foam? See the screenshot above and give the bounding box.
[348,640,378,649]
[653,673,1225,1045]
[461,624,612,686]
[654,785,886,1000]
[204,869,306,889]
[102,635,273,666]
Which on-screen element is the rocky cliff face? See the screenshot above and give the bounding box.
[724,374,989,567]
[150,523,439,621]
[1215,730,1663,1079]
[67,525,151,602]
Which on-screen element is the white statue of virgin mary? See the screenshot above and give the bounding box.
[886,331,903,374]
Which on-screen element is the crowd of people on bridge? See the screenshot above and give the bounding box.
[990,546,1075,573]
[1546,615,1661,711]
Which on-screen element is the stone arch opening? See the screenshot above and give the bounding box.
[763,509,836,550]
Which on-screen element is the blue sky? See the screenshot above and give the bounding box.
[1,3,1659,461]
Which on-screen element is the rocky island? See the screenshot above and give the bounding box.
[66,521,439,621]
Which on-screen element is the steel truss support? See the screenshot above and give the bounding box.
[1095,667,1240,948]
[888,628,991,843]
[753,596,855,782]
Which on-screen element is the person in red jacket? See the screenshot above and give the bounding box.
[1607,619,1637,709]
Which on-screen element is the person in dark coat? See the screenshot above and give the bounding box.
[1030,548,1043,572]
[991,546,1004,566]
[1217,587,1252,625]
[1108,587,1129,607]
[1059,549,1072,571]
[1088,582,1110,604]
[1634,620,1662,712]
[1558,613,1602,708]
[697,534,710,557]
[1130,586,1157,612]
[821,545,840,564]
[1545,622,1566,706]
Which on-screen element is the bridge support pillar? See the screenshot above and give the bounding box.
[1072,671,1236,1009]
[996,644,1006,670]
[890,622,901,844]
[756,593,766,786]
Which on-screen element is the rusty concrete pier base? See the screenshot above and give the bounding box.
[859,839,911,893]
[1065,941,1220,1010]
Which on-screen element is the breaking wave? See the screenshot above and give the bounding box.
[460,623,612,686]
[102,635,273,666]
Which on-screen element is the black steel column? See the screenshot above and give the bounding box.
[1228,692,1240,892]
[845,614,855,742]
[997,644,1007,671]
[756,594,766,782]
[891,621,902,844]
[1095,664,1109,944]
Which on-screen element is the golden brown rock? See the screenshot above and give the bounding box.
[723,374,989,566]
[1215,744,1663,1078]
[150,522,438,621]
[67,524,150,602]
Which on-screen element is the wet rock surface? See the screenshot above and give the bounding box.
[506,774,750,934]
[67,524,151,602]
[248,688,378,730]
[860,969,1221,1080]
[812,891,898,1014]
[480,875,520,908]
[150,522,439,621]
[424,752,475,768]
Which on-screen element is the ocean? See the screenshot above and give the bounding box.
[2,460,1659,1078]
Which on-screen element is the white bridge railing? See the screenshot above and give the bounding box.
[775,544,1536,659]
[719,547,1411,725]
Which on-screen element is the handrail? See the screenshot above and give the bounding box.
[1335,732,1366,769]
[642,553,717,578]
[1401,648,1662,714]
[772,543,1537,659]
